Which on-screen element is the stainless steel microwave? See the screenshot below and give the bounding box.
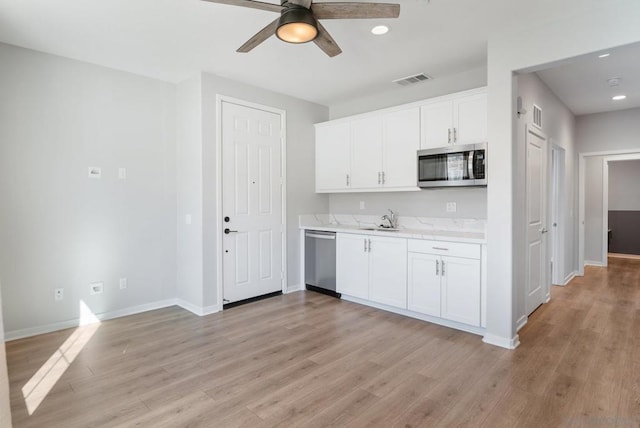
[417,143,487,188]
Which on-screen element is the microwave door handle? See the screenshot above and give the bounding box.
[468,150,475,180]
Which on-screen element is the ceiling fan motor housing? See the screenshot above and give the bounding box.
[276,5,319,43]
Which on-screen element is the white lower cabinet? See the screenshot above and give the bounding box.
[337,233,407,309]
[440,256,481,326]
[407,239,482,327]
[336,234,482,330]
[407,252,441,317]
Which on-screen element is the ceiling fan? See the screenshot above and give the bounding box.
[201,0,400,57]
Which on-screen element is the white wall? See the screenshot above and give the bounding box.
[0,284,11,427]
[329,66,487,120]
[577,108,640,265]
[329,189,487,219]
[0,44,177,337]
[514,73,576,323]
[174,72,330,310]
[609,160,640,210]
[486,0,640,348]
[176,75,204,309]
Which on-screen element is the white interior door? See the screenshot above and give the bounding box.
[525,126,549,315]
[222,101,283,304]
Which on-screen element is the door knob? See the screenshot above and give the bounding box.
[224,228,238,234]
[540,228,548,234]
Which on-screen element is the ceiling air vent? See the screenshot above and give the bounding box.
[532,104,542,129]
[393,73,432,86]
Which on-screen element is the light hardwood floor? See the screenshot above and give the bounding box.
[6,257,640,427]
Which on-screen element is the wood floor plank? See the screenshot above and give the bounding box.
[6,257,640,427]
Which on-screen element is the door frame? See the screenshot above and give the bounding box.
[215,95,288,311]
[578,148,640,275]
[601,153,640,266]
[550,142,566,286]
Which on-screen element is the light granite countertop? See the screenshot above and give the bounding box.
[299,214,486,244]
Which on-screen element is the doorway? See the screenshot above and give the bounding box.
[525,125,550,316]
[218,97,287,305]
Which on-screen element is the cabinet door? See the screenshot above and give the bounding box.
[369,236,407,309]
[382,108,420,189]
[453,92,487,145]
[407,252,441,317]
[315,123,351,191]
[420,100,453,149]
[440,256,481,326]
[336,234,370,299]
[350,116,383,189]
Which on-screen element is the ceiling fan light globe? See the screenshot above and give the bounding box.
[276,7,318,43]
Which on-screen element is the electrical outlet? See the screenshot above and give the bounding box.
[359,201,365,210]
[119,278,127,290]
[185,214,192,225]
[446,202,457,213]
[89,282,104,295]
[54,288,64,301]
[88,167,101,179]
[118,167,127,179]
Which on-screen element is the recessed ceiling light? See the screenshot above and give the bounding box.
[598,53,610,58]
[612,95,627,101]
[371,25,389,35]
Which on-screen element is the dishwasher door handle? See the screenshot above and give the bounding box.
[305,232,336,240]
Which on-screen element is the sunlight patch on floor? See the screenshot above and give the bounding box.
[22,301,100,415]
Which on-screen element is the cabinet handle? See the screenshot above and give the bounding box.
[442,260,445,276]
[364,238,367,252]
[368,239,371,252]
[448,128,452,144]
[436,259,439,276]
[454,128,457,143]
[377,172,381,185]
[432,247,449,251]
[382,171,385,184]
[346,174,350,186]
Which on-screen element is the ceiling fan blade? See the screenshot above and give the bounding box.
[288,0,312,8]
[201,0,283,13]
[237,18,280,53]
[312,2,400,19]
[313,22,342,57]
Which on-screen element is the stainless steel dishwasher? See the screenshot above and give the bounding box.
[304,230,339,297]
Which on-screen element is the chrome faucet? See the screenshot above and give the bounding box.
[380,209,398,229]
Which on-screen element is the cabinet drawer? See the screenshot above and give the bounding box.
[408,239,480,259]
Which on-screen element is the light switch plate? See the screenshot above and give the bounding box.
[119,278,127,290]
[185,214,192,225]
[446,202,457,213]
[118,168,127,179]
[359,201,365,210]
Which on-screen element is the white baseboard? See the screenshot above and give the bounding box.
[584,260,605,267]
[285,284,304,294]
[482,333,520,349]
[516,316,528,332]
[175,299,220,316]
[563,271,577,285]
[5,299,178,341]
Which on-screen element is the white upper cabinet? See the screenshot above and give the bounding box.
[420,101,454,149]
[382,108,420,189]
[420,89,488,150]
[315,122,350,191]
[350,116,383,189]
[454,92,488,145]
[315,87,486,192]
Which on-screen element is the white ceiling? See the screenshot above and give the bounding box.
[536,42,640,116]
[0,0,612,106]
